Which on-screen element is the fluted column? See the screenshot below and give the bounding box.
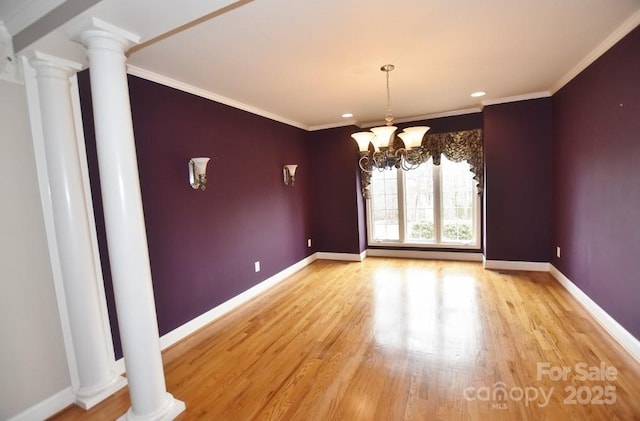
[29,53,127,409]
[78,23,185,421]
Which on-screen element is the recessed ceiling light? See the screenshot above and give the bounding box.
[342,113,354,118]
[471,91,486,98]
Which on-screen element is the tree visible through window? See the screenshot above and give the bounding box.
[368,156,479,247]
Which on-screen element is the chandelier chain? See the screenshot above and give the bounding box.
[350,63,432,198]
[384,65,394,126]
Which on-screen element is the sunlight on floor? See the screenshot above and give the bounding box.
[373,266,481,362]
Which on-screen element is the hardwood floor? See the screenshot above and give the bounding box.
[50,258,640,420]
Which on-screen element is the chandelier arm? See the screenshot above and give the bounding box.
[358,155,373,173]
[372,151,387,169]
[401,158,420,171]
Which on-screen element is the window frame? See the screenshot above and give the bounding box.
[366,160,481,250]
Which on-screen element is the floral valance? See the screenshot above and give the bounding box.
[359,128,484,197]
[424,128,484,194]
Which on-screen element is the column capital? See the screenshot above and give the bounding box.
[70,17,141,54]
[28,51,83,79]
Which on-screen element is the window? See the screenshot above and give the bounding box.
[368,156,480,248]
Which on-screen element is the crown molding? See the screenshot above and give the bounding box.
[308,121,357,131]
[481,91,551,107]
[126,65,310,131]
[358,107,483,129]
[550,10,640,94]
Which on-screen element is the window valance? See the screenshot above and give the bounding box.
[360,128,484,197]
[423,128,483,194]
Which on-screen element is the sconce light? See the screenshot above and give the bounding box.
[283,164,298,186]
[188,157,210,191]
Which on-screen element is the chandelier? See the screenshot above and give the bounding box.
[351,64,430,173]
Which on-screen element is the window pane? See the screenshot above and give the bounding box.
[370,168,399,241]
[440,156,475,243]
[404,160,435,241]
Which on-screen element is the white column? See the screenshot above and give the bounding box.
[79,24,185,421]
[29,54,127,409]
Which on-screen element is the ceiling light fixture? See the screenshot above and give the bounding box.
[351,64,430,175]
[470,91,486,97]
[342,113,354,118]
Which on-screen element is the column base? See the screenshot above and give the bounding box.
[75,373,128,409]
[118,393,185,421]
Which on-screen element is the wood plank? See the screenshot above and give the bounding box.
[49,258,640,420]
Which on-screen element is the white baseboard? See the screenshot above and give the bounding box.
[549,265,640,364]
[7,387,74,421]
[315,251,366,261]
[367,248,483,262]
[158,254,318,351]
[106,254,638,412]
[115,357,125,375]
[483,259,550,271]
[113,254,322,374]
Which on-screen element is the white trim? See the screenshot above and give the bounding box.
[365,161,482,250]
[550,10,640,94]
[21,55,81,392]
[28,50,83,71]
[316,251,366,262]
[115,357,126,376]
[367,248,483,262]
[481,91,551,107]
[68,17,141,46]
[106,255,638,400]
[358,107,483,129]
[549,265,640,364]
[7,387,74,421]
[482,259,550,272]
[308,120,357,131]
[157,254,318,350]
[111,254,323,374]
[126,65,309,131]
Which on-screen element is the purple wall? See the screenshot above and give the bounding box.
[77,24,639,359]
[309,113,484,254]
[552,26,640,339]
[309,126,364,254]
[483,98,552,262]
[79,73,314,357]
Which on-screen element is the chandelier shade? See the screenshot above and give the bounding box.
[398,126,430,148]
[369,125,398,150]
[351,131,376,152]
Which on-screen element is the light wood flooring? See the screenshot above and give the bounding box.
[51,258,640,420]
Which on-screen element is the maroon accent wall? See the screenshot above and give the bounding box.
[483,98,552,262]
[79,73,314,358]
[552,26,640,339]
[309,126,364,254]
[309,113,484,255]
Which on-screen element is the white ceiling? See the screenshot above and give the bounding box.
[6,0,640,130]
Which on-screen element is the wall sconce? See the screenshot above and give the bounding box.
[283,164,298,186]
[188,157,210,191]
